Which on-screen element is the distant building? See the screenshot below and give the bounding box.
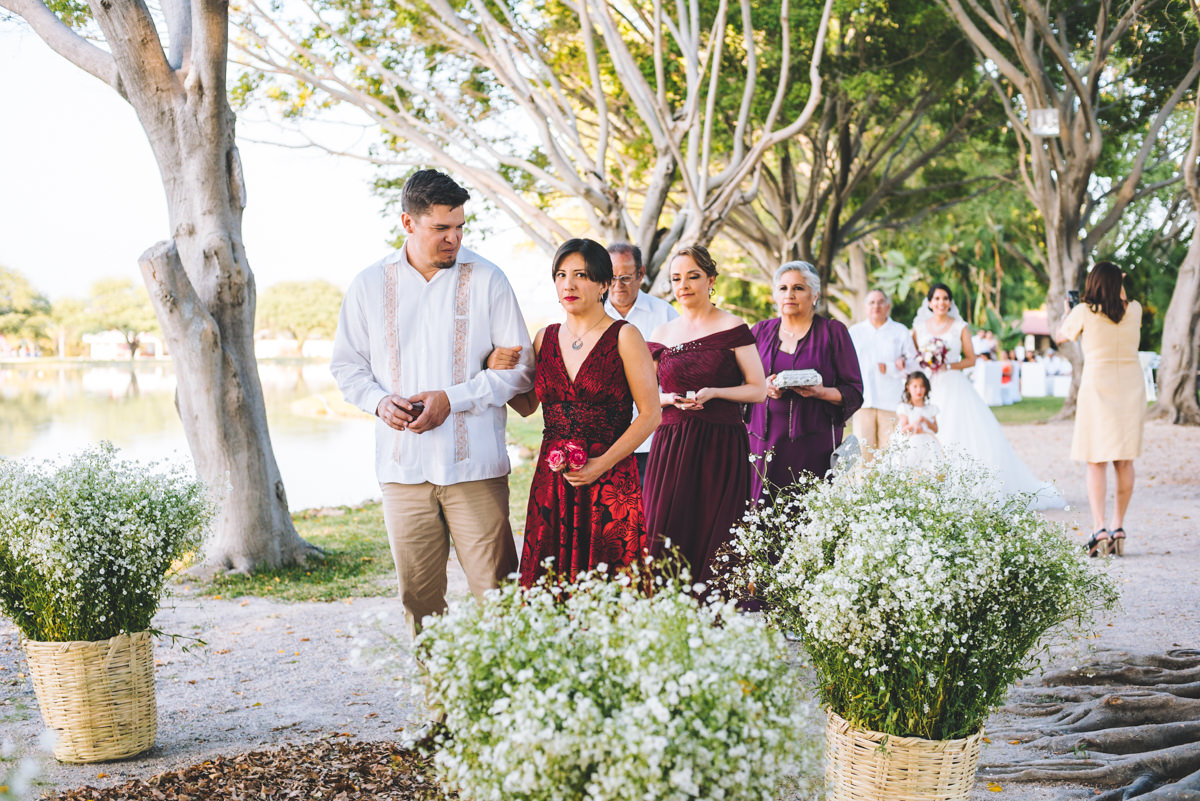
[81,330,167,360]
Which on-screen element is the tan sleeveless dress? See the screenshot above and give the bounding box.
[1059,301,1145,462]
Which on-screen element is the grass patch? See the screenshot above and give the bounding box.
[199,411,545,602]
[203,503,395,602]
[993,396,1065,425]
[506,409,543,536]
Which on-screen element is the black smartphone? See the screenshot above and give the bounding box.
[1067,290,1080,308]
[408,401,425,417]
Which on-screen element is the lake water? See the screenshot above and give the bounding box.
[0,361,380,510]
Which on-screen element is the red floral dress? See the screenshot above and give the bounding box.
[518,321,646,587]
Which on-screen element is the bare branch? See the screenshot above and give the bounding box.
[1085,45,1200,246]
[706,0,835,221]
[0,0,120,92]
[162,0,191,71]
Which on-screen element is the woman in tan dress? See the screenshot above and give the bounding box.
[1056,262,1145,557]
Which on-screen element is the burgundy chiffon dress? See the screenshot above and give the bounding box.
[745,316,863,501]
[642,325,756,583]
[519,321,646,587]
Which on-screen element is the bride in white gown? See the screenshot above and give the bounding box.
[912,284,1064,510]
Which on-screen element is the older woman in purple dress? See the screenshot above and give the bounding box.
[746,261,863,500]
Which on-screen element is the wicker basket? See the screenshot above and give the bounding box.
[23,631,157,763]
[825,710,983,801]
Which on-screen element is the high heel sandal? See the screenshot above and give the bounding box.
[1110,528,1126,557]
[1085,529,1111,557]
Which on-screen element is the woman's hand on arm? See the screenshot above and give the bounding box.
[486,346,522,370]
[507,329,543,417]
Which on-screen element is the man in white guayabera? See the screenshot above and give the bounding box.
[602,243,678,482]
[847,289,915,457]
[331,169,534,637]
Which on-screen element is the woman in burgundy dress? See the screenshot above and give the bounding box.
[746,262,863,501]
[508,238,661,587]
[642,245,767,583]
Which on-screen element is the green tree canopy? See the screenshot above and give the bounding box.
[82,278,161,359]
[255,280,343,349]
[0,266,52,348]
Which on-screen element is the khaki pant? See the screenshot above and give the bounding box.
[380,477,518,638]
[852,407,896,458]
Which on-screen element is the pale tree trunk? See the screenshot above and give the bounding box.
[3,0,317,572]
[1150,25,1200,425]
[1150,236,1200,424]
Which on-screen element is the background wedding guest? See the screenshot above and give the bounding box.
[747,262,863,500]
[330,169,533,637]
[509,238,661,586]
[848,289,912,457]
[642,245,766,583]
[1056,261,1145,557]
[603,243,678,481]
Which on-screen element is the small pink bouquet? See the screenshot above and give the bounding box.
[917,337,949,373]
[547,440,588,472]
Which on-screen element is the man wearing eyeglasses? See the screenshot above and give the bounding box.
[603,243,678,481]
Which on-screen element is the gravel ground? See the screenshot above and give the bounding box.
[2,418,1197,800]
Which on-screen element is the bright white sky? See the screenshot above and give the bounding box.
[0,26,561,323]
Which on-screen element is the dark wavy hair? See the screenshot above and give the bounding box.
[901,371,932,405]
[926,282,954,305]
[1083,261,1127,324]
[672,245,718,278]
[551,238,613,301]
[401,170,470,217]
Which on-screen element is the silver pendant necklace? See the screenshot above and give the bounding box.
[566,317,606,350]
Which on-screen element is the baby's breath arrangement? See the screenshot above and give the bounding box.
[0,443,212,642]
[729,442,1117,741]
[416,569,821,801]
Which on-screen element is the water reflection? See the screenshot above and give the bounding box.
[0,362,379,510]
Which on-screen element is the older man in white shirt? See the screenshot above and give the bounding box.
[602,243,677,480]
[331,170,534,637]
[848,289,915,455]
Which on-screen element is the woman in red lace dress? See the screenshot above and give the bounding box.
[642,245,767,583]
[508,239,661,587]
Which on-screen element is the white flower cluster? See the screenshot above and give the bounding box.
[0,443,213,642]
[729,440,1116,739]
[416,572,820,801]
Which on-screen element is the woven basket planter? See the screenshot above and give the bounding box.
[23,631,157,763]
[825,710,983,801]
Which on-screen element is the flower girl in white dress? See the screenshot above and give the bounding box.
[896,372,942,467]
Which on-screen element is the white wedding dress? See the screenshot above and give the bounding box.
[915,319,1065,510]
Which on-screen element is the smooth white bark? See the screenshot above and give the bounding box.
[3,0,316,571]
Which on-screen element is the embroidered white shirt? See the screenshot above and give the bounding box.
[848,317,916,412]
[331,244,534,486]
[604,290,679,454]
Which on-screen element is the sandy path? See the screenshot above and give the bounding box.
[2,418,1197,800]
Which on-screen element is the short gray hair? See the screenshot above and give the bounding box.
[774,261,821,299]
[865,288,890,305]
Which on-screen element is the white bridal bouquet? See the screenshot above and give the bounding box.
[416,569,821,801]
[728,442,1116,740]
[0,443,213,642]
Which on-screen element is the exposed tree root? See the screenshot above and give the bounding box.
[1040,650,1200,687]
[980,651,1200,799]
